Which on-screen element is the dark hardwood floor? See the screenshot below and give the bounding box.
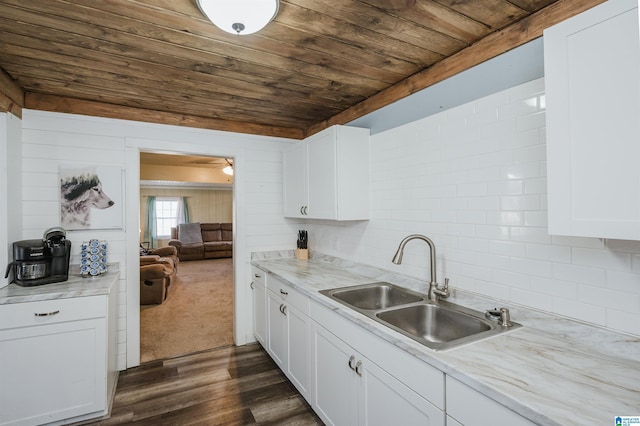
[88,343,323,425]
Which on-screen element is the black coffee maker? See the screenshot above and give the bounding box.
[4,227,72,286]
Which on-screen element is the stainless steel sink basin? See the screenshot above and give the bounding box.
[321,283,521,351]
[321,282,426,310]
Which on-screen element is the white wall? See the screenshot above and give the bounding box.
[20,110,297,369]
[0,112,22,289]
[309,78,640,337]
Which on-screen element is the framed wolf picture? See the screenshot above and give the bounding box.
[59,165,124,230]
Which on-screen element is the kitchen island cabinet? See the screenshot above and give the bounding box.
[544,0,640,240]
[283,125,370,220]
[0,271,118,426]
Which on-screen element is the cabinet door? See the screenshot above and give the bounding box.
[252,281,267,347]
[544,0,640,239]
[283,142,308,218]
[311,322,358,426]
[267,289,287,369]
[0,319,106,426]
[446,377,535,426]
[360,359,445,426]
[307,130,337,219]
[286,303,311,399]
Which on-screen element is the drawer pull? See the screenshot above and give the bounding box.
[250,282,255,290]
[280,289,288,295]
[348,355,356,371]
[35,310,60,317]
[355,360,363,376]
[254,273,261,278]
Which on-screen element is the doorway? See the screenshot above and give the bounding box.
[138,152,234,362]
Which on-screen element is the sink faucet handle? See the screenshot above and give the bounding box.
[442,278,449,290]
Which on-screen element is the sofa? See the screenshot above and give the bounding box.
[140,246,179,304]
[169,222,232,261]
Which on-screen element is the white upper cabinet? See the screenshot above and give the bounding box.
[283,125,370,220]
[544,0,640,240]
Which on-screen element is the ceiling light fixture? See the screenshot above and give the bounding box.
[196,0,279,35]
[222,159,234,176]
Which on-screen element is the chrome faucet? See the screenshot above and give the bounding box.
[392,234,450,302]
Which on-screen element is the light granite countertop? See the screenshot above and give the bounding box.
[0,265,119,305]
[252,251,640,425]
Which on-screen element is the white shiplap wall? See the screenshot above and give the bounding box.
[313,78,640,337]
[20,110,298,369]
[1,113,22,290]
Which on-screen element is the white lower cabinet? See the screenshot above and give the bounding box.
[0,292,118,426]
[311,301,445,426]
[312,321,444,426]
[252,270,537,426]
[251,266,267,346]
[446,415,464,426]
[446,377,535,426]
[265,276,312,399]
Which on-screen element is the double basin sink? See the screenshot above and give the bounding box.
[320,282,521,351]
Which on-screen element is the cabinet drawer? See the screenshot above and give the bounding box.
[0,296,106,330]
[268,278,309,315]
[251,266,267,287]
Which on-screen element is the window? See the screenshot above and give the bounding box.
[155,198,179,237]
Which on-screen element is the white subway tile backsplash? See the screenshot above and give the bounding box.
[311,77,640,337]
[525,243,571,263]
[531,277,578,299]
[492,269,531,289]
[500,194,540,211]
[489,240,526,257]
[509,226,552,244]
[523,177,547,195]
[606,309,640,336]
[487,180,523,196]
[572,247,632,271]
[524,211,548,227]
[509,288,553,311]
[503,162,540,180]
[486,211,523,226]
[579,284,638,313]
[606,270,640,293]
[510,257,553,278]
[553,263,606,286]
[476,252,510,270]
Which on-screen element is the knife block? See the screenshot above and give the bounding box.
[296,248,309,260]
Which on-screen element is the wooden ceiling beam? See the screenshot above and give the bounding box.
[305,0,606,137]
[0,67,24,117]
[25,93,305,139]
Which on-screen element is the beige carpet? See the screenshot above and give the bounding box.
[140,258,234,363]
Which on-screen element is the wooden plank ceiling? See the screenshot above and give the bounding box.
[0,0,604,139]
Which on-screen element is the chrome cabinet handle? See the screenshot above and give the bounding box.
[254,273,261,278]
[280,289,288,295]
[280,304,287,315]
[279,304,284,314]
[300,206,305,215]
[250,282,255,290]
[303,206,308,215]
[348,355,356,371]
[35,310,60,317]
[355,360,363,376]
